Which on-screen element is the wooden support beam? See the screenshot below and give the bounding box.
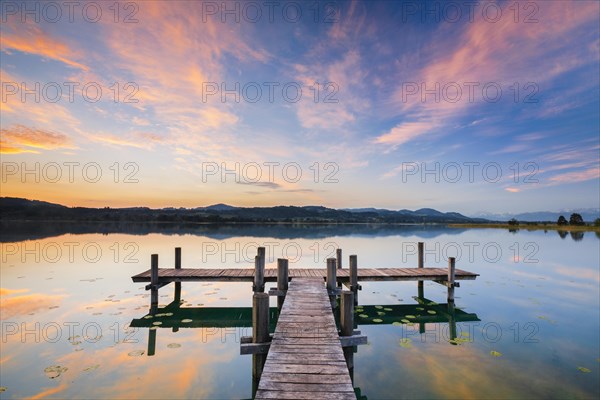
[150,254,158,307]
[336,248,343,269]
[277,258,289,309]
[240,342,271,355]
[349,255,358,305]
[175,247,181,269]
[339,334,368,347]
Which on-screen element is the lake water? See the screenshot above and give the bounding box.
[1,224,598,399]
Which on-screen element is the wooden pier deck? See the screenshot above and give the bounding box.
[132,267,478,283]
[254,278,356,400]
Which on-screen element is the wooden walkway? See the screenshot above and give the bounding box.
[255,278,356,400]
[132,267,477,283]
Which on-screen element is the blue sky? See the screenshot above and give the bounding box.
[1,0,599,214]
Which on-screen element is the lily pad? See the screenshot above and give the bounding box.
[128,350,145,357]
[427,310,437,315]
[143,315,153,319]
[152,321,162,326]
[358,314,369,318]
[577,367,591,373]
[83,364,100,372]
[401,319,410,323]
[416,307,425,311]
[372,318,383,323]
[392,322,403,326]
[377,311,386,316]
[44,365,68,379]
[399,338,412,348]
[181,319,193,323]
[165,313,173,316]
[460,332,470,338]
[0,387,6,392]
[405,315,416,319]
[374,305,383,309]
[490,350,502,357]
[167,343,181,348]
[384,308,393,311]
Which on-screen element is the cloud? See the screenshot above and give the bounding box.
[505,187,520,193]
[0,19,88,70]
[374,121,438,150]
[0,290,67,318]
[0,125,75,154]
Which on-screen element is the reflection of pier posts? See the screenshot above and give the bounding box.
[147,327,157,356]
[336,248,343,288]
[277,258,288,310]
[150,254,159,313]
[341,291,355,383]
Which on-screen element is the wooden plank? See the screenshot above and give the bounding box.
[255,390,356,400]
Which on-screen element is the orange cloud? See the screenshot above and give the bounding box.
[0,125,75,154]
[1,19,88,71]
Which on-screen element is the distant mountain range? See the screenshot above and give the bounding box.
[1,197,487,224]
[470,209,600,223]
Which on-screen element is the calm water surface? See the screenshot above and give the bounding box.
[1,224,598,399]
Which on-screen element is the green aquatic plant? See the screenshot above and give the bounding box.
[490,350,502,357]
[392,322,403,326]
[577,366,591,373]
[128,350,145,357]
[372,318,383,323]
[167,343,181,348]
[181,319,193,323]
[44,365,68,379]
[427,310,437,315]
[359,314,369,318]
[399,338,413,348]
[405,315,416,319]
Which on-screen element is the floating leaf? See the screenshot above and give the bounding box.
[372,318,383,323]
[374,306,383,309]
[377,311,386,316]
[149,326,158,330]
[460,332,470,338]
[577,367,591,373]
[399,338,412,348]
[0,387,6,392]
[83,364,100,372]
[427,302,438,306]
[416,307,425,311]
[128,350,145,357]
[164,313,173,317]
[405,315,416,319]
[143,315,153,319]
[490,350,502,357]
[152,321,162,326]
[401,319,410,324]
[427,310,437,315]
[392,322,403,326]
[384,308,393,311]
[448,339,459,345]
[358,314,369,318]
[181,319,193,323]
[406,322,414,327]
[167,343,181,348]
[44,365,68,379]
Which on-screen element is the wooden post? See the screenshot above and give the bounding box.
[447,256,456,303]
[340,291,354,337]
[326,258,337,292]
[175,247,181,269]
[336,248,343,269]
[277,258,289,309]
[252,293,270,343]
[252,292,269,393]
[174,247,182,310]
[418,242,424,298]
[349,255,358,305]
[150,254,158,310]
[147,327,157,356]
[254,247,265,292]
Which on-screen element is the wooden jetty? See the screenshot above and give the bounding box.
[131,243,479,399]
[254,278,356,399]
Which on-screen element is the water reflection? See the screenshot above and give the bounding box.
[129,279,480,399]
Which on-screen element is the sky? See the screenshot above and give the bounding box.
[1,0,599,214]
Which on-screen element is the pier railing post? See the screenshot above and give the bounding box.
[326,258,337,292]
[252,292,269,386]
[254,254,265,293]
[336,248,343,269]
[340,291,354,337]
[173,247,182,332]
[418,242,424,298]
[150,254,159,311]
[447,256,456,303]
[277,258,289,309]
[349,255,358,305]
